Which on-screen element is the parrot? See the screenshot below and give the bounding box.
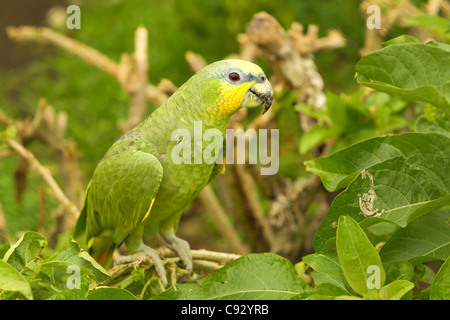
[74,59,273,286]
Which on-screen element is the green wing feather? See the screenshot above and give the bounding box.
[75,137,163,266]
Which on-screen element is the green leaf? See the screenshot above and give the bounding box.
[293,292,338,300]
[87,287,138,300]
[47,274,90,300]
[383,260,415,284]
[326,90,362,129]
[299,125,340,155]
[334,295,363,300]
[0,259,33,300]
[305,133,450,192]
[302,250,350,294]
[3,231,47,271]
[426,41,450,52]
[336,216,385,296]
[364,221,397,244]
[313,154,450,252]
[294,283,349,299]
[44,239,109,282]
[355,42,450,114]
[152,253,310,300]
[430,256,450,300]
[363,290,382,300]
[294,104,330,123]
[378,280,414,300]
[380,210,450,264]
[314,283,349,297]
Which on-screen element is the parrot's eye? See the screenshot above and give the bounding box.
[229,72,240,82]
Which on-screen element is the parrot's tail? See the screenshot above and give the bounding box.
[89,236,116,269]
[74,186,116,269]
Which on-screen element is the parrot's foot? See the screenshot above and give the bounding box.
[162,233,193,275]
[114,243,168,287]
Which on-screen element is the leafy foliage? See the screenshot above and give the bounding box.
[302,35,450,300]
[296,90,410,156]
[355,39,450,114]
[0,231,108,300]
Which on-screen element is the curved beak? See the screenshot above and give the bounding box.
[241,76,273,114]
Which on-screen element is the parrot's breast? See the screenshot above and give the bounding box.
[140,117,223,224]
[148,158,213,223]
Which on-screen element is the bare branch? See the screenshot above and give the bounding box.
[106,247,241,284]
[157,78,178,97]
[4,138,79,230]
[7,26,118,78]
[123,26,149,132]
[160,247,241,264]
[245,11,326,115]
[288,23,346,55]
[6,26,167,107]
[185,50,207,72]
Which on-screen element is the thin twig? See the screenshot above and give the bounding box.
[185,51,207,72]
[106,247,241,284]
[4,138,79,229]
[160,247,242,264]
[6,26,167,107]
[7,26,118,78]
[124,26,149,131]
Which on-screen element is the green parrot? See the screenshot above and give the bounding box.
[74,59,273,286]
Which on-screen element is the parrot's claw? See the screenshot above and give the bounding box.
[162,234,193,276]
[113,243,168,287]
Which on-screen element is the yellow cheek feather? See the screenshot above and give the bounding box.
[216,82,254,118]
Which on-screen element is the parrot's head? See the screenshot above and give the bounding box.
[193,59,273,124]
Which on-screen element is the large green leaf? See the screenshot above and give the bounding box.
[0,259,33,300]
[47,274,90,300]
[152,253,310,300]
[380,210,450,264]
[336,216,385,296]
[305,133,450,192]
[355,41,450,114]
[313,154,450,252]
[43,239,109,282]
